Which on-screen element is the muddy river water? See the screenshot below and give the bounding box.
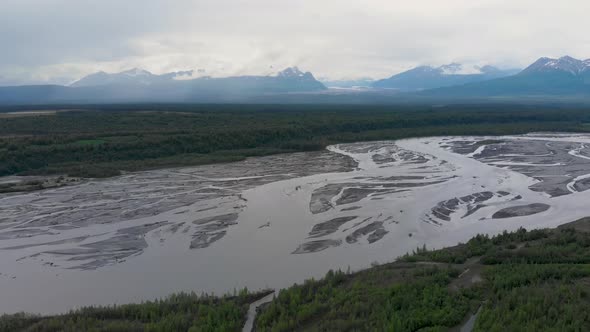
[2,133,590,313]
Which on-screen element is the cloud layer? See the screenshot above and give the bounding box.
[1,0,589,84]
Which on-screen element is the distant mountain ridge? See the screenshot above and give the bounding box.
[373,63,519,90]
[2,57,590,105]
[0,67,326,104]
[422,56,590,98]
[70,68,196,87]
[520,56,590,76]
[70,67,323,88]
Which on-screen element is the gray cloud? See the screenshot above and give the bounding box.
[1,0,590,84]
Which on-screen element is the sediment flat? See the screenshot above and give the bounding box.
[3,133,590,314]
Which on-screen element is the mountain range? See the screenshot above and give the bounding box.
[0,67,326,104]
[422,56,590,98]
[1,56,590,105]
[372,63,519,90]
[69,68,197,87]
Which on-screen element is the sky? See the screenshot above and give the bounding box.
[1,0,590,85]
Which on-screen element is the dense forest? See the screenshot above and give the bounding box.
[3,218,590,331]
[254,218,590,331]
[2,104,590,178]
[0,290,268,332]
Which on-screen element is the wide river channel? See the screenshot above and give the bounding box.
[2,133,590,313]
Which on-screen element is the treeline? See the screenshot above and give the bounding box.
[1,104,590,177]
[401,227,550,264]
[254,220,590,331]
[256,267,475,331]
[0,290,267,332]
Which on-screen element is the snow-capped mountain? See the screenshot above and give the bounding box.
[71,67,320,87]
[520,56,590,76]
[439,63,488,75]
[120,68,151,77]
[0,67,326,104]
[3,57,590,105]
[70,68,198,87]
[277,67,308,78]
[421,56,590,98]
[373,63,519,90]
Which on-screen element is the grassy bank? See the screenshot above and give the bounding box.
[2,104,590,178]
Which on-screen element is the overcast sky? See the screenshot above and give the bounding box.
[1,0,590,85]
